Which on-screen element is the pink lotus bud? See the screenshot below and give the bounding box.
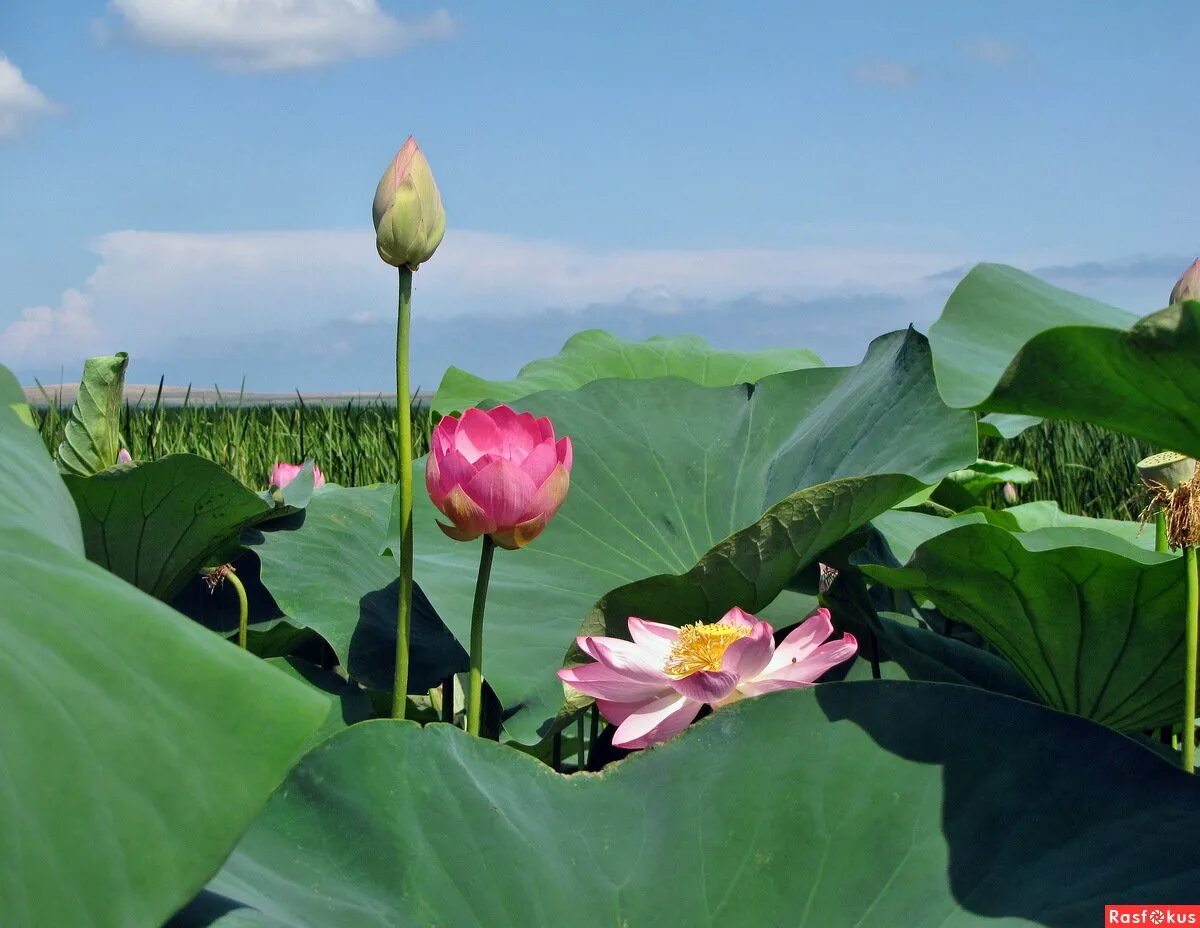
[270,461,326,490]
[116,448,132,464]
[1170,258,1200,304]
[1002,481,1019,505]
[372,136,446,270]
[425,405,573,550]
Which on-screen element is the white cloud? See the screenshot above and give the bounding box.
[0,56,60,140]
[0,289,101,364]
[0,227,963,368]
[850,58,920,87]
[108,0,456,71]
[964,38,1018,66]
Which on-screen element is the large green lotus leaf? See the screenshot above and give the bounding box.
[432,328,823,413]
[978,412,1043,439]
[63,453,272,601]
[247,485,468,693]
[0,379,329,928]
[174,682,1200,928]
[265,657,375,746]
[868,509,1002,566]
[869,502,1160,566]
[930,264,1200,457]
[1002,500,1164,550]
[861,523,1184,730]
[411,329,976,742]
[1,364,36,427]
[946,458,1035,496]
[55,351,129,476]
[0,365,83,555]
[821,562,1036,701]
[871,611,1039,700]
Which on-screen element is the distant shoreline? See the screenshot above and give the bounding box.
[23,383,434,408]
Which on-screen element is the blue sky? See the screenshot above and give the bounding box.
[1,1,1196,392]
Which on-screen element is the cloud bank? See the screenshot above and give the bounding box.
[0,227,963,389]
[3,226,1182,392]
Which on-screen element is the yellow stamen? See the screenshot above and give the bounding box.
[663,622,750,678]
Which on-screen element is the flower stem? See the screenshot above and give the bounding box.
[466,534,497,736]
[391,267,415,720]
[1156,510,1169,553]
[576,715,585,771]
[227,568,249,650]
[1183,545,1198,774]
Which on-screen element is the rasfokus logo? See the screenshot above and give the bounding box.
[1106,906,1200,924]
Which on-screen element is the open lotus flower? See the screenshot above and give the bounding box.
[558,606,857,749]
[270,461,326,490]
[427,405,572,550]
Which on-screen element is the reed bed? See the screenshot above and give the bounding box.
[33,392,1152,518]
[33,391,434,490]
[978,419,1153,521]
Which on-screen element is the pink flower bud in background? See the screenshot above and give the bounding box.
[1170,258,1200,304]
[1002,481,1019,505]
[116,448,132,464]
[425,405,573,550]
[270,461,326,490]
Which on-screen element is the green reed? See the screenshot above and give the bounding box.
[979,419,1153,521]
[33,394,434,490]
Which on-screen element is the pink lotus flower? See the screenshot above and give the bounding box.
[270,461,326,490]
[426,405,572,550]
[116,448,132,464]
[558,606,857,749]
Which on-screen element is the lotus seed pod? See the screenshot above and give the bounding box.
[1137,451,1197,490]
[372,136,446,270]
[1170,259,1200,305]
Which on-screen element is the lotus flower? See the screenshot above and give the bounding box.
[1170,258,1200,304]
[426,405,572,550]
[270,461,326,490]
[116,448,132,464]
[558,606,857,749]
[372,136,446,270]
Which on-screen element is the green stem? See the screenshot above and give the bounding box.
[227,569,249,650]
[576,715,585,771]
[587,704,600,768]
[391,267,415,720]
[466,535,497,736]
[1156,510,1169,554]
[1184,545,1198,774]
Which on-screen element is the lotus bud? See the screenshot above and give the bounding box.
[1002,482,1019,505]
[1137,451,1197,491]
[116,448,132,464]
[372,136,446,270]
[1170,259,1200,305]
[425,405,572,550]
[270,461,326,490]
